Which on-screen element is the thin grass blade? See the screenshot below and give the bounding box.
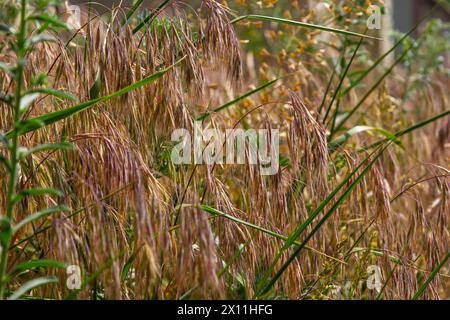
[8,61,180,137]
[231,15,382,40]
[8,276,57,300]
[412,251,450,300]
[197,78,279,121]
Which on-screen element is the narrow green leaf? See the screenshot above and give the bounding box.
[13,205,69,234]
[132,0,171,34]
[340,3,440,98]
[11,260,67,275]
[12,187,62,205]
[27,88,78,102]
[20,187,62,197]
[121,250,140,281]
[324,36,364,123]
[180,287,197,300]
[255,144,389,297]
[202,205,287,239]
[330,126,403,151]
[10,61,179,137]
[317,58,338,118]
[26,34,57,47]
[15,118,45,135]
[219,241,250,278]
[27,15,70,31]
[256,145,389,297]
[412,251,450,300]
[200,205,345,265]
[333,46,412,135]
[24,142,75,157]
[89,73,101,100]
[123,0,145,26]
[8,276,57,300]
[361,109,450,152]
[231,15,382,41]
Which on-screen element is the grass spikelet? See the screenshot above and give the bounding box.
[289,91,329,200]
[203,0,242,90]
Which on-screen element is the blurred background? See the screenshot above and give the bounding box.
[67,0,450,33]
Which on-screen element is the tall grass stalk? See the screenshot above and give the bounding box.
[0,0,28,299]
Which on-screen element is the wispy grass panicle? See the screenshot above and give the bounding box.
[289,91,329,200]
[203,0,242,90]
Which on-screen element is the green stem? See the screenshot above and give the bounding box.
[0,0,27,300]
